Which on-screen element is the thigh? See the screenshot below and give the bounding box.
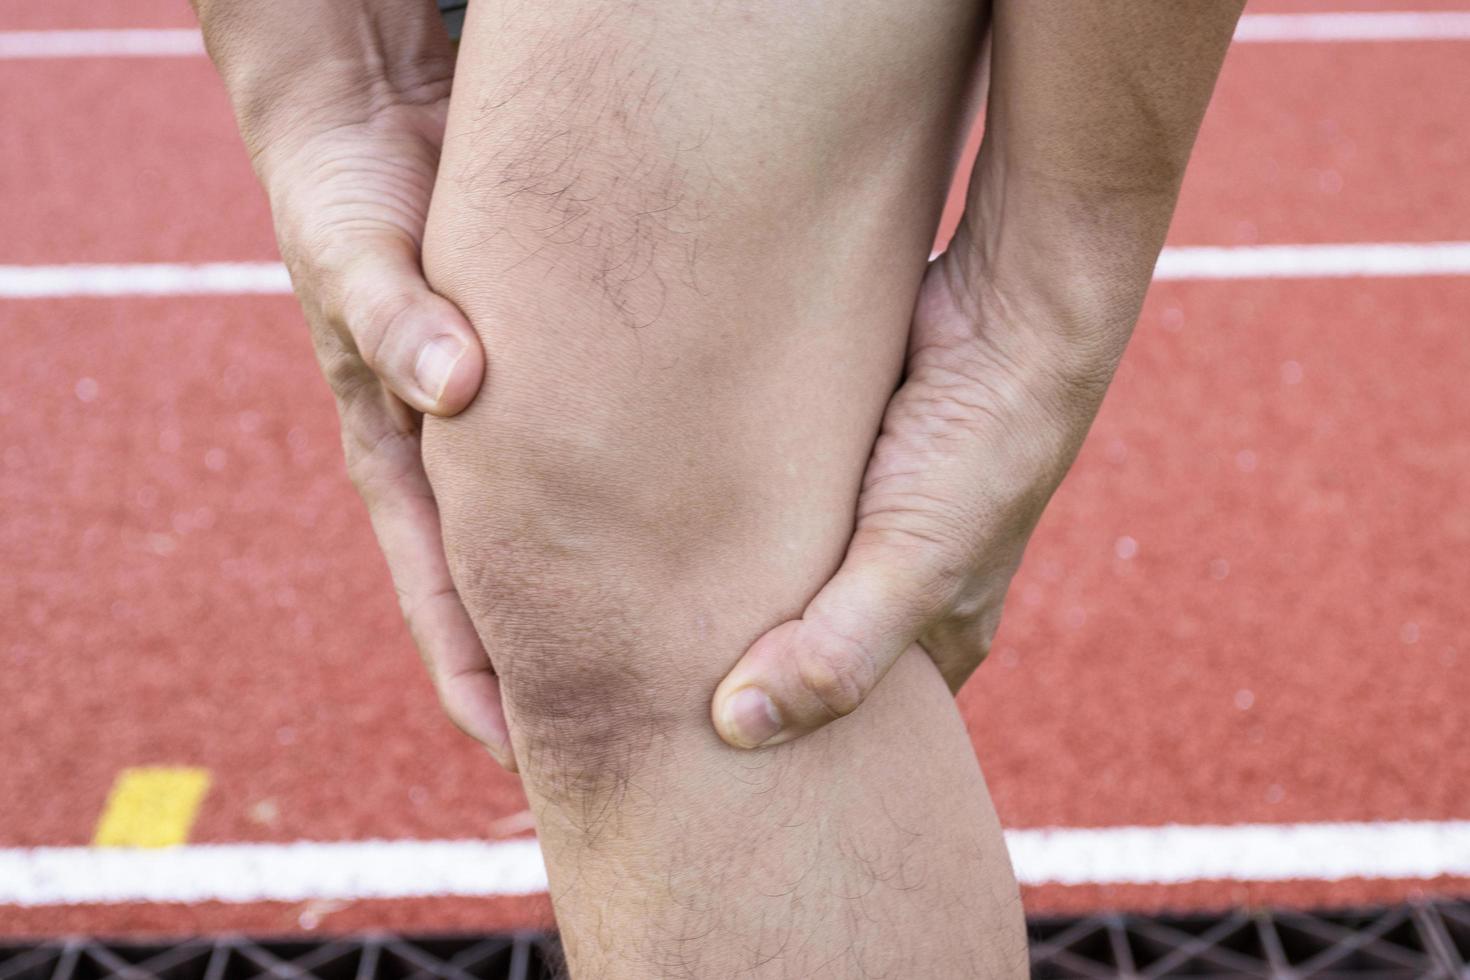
[418,6,1022,975]
[422,0,987,681]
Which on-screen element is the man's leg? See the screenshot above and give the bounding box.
[421,1,1023,975]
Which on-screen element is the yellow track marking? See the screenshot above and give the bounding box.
[92,767,211,848]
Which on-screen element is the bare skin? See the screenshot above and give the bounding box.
[417,2,1239,974]
[419,1,1028,975]
[711,1,1245,748]
[191,0,514,764]
[197,0,1240,975]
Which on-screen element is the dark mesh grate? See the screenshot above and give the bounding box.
[2,902,1465,979]
[1029,902,1469,979]
[0,936,563,980]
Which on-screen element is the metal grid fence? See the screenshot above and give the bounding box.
[1029,901,1469,978]
[2,901,1466,979]
[0,934,562,980]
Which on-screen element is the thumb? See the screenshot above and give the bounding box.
[712,534,950,749]
[332,236,485,416]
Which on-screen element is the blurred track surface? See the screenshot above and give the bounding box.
[1,0,1467,937]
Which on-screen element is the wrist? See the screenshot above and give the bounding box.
[941,147,1179,393]
[957,144,1177,325]
[196,1,452,168]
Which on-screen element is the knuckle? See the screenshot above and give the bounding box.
[317,342,371,400]
[794,633,873,721]
[342,429,409,501]
[272,210,346,309]
[913,556,973,614]
[344,452,379,499]
[343,278,420,376]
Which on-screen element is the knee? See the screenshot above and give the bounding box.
[462,549,710,810]
[421,420,724,804]
[499,640,673,808]
[416,312,845,804]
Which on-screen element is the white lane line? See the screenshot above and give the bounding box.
[0,839,549,906]
[1006,821,1470,887]
[0,29,204,59]
[1234,12,1470,42]
[3,821,1469,906]
[4,13,1470,59]
[0,262,291,298]
[1153,242,1470,280]
[5,244,1470,300]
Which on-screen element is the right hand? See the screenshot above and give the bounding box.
[201,4,515,768]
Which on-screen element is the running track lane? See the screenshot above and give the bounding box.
[10,11,1470,59]
[2,276,1466,931]
[6,38,1470,267]
[1,5,1468,935]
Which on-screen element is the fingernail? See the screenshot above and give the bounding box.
[415,335,467,404]
[722,687,783,748]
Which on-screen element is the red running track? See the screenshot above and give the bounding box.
[1,0,1467,937]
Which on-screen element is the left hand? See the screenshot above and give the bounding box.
[194,0,514,768]
[712,248,1119,748]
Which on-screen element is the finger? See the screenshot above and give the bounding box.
[361,442,516,770]
[711,532,955,750]
[340,385,516,770]
[333,236,486,417]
